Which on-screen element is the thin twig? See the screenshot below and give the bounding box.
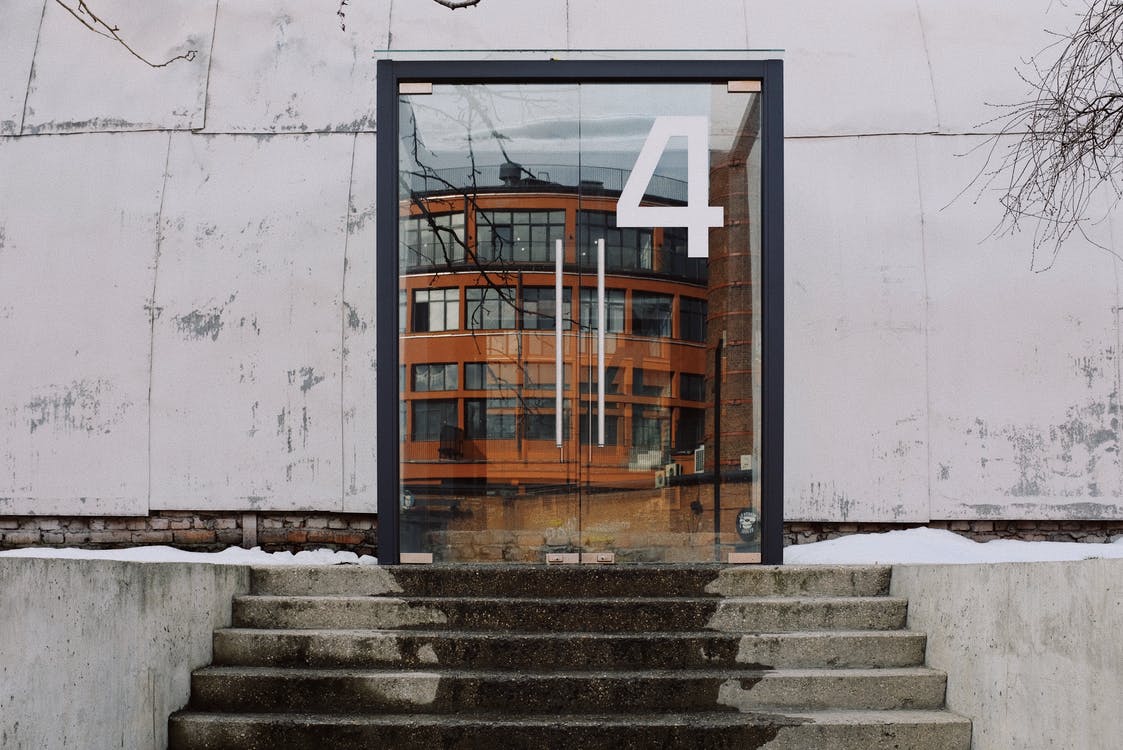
[54,0,196,68]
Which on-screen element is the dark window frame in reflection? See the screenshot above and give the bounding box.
[411,398,458,441]
[400,211,466,270]
[466,286,517,330]
[412,287,459,332]
[521,286,572,331]
[413,362,459,392]
[477,209,565,265]
[632,291,673,338]
[679,296,708,342]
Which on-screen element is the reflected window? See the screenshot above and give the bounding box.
[632,404,669,452]
[412,288,459,332]
[412,399,458,441]
[579,288,625,333]
[680,373,705,402]
[466,286,516,330]
[465,362,517,391]
[577,210,653,271]
[522,287,571,331]
[465,398,516,439]
[675,407,705,451]
[632,292,672,337]
[413,363,458,392]
[679,297,707,342]
[400,212,466,269]
[659,227,708,281]
[524,362,568,391]
[633,368,671,398]
[476,210,565,264]
[524,398,570,440]
[581,366,623,395]
[580,406,620,445]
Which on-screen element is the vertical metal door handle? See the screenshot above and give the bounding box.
[555,238,564,448]
[597,238,605,447]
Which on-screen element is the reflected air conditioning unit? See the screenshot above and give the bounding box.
[694,446,705,474]
[664,462,681,478]
[655,470,667,488]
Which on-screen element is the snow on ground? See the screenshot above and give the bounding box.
[0,544,378,566]
[1,527,1122,566]
[783,527,1123,565]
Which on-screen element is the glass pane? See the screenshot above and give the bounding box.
[575,81,762,563]
[398,76,763,563]
[399,82,582,562]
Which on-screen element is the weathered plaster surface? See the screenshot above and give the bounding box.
[22,0,217,134]
[2,2,1123,522]
[784,136,928,522]
[342,133,378,513]
[0,0,45,134]
[149,133,352,510]
[0,132,165,514]
[746,0,937,137]
[203,0,390,133]
[915,0,1066,133]
[567,0,745,50]
[917,135,1123,520]
[391,0,568,50]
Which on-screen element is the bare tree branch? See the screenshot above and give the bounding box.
[976,0,1123,266]
[53,0,197,68]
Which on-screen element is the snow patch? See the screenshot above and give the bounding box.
[0,545,378,566]
[784,527,1123,565]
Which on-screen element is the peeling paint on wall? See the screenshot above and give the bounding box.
[173,294,236,341]
[24,379,128,436]
[288,367,325,393]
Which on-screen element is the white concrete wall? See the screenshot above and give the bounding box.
[892,559,1123,749]
[1,0,1121,523]
[0,558,250,749]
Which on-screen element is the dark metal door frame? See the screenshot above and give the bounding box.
[375,58,784,564]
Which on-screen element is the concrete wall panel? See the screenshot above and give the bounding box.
[203,1,389,133]
[390,0,568,51]
[0,133,165,515]
[22,0,215,134]
[149,133,353,511]
[0,0,45,135]
[918,135,1123,520]
[567,0,746,50]
[0,558,249,750]
[785,136,929,522]
[342,134,378,513]
[893,559,1123,750]
[917,0,1062,134]
[745,0,937,137]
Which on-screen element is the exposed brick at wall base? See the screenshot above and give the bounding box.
[784,520,1123,546]
[5,515,1121,557]
[0,512,378,557]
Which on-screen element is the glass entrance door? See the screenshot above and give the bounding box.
[389,67,772,564]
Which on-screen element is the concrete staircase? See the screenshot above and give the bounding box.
[168,565,972,749]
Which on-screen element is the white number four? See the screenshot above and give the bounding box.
[616,116,723,258]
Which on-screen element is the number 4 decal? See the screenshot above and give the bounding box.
[616,116,723,258]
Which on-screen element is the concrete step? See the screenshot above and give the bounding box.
[213,628,928,670]
[231,595,909,633]
[168,709,972,750]
[187,665,947,714]
[250,564,893,599]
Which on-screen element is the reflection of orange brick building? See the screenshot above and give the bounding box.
[400,175,712,496]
